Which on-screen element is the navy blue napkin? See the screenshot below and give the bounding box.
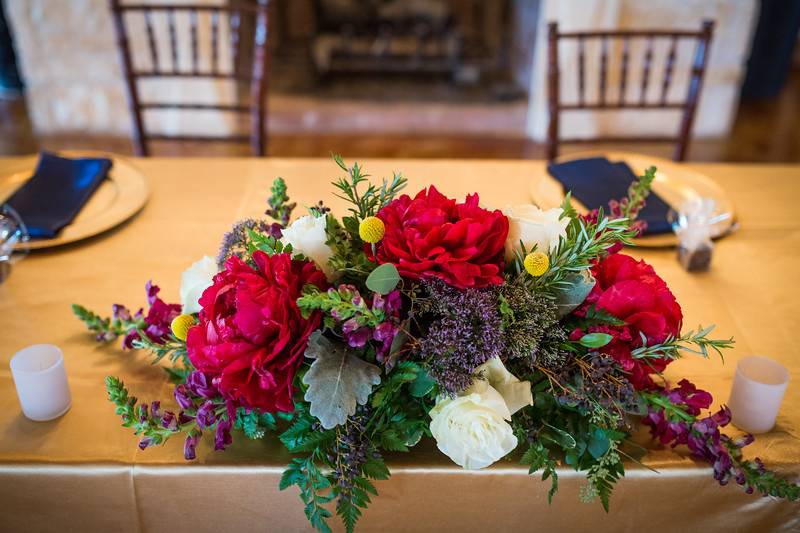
[547,157,672,235]
[5,152,112,239]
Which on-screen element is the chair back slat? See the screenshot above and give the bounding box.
[577,36,585,106]
[546,20,715,162]
[189,9,199,74]
[109,0,270,156]
[598,37,608,106]
[640,35,654,105]
[210,8,220,74]
[143,10,159,71]
[618,36,629,106]
[230,9,241,76]
[660,35,678,104]
[166,8,178,73]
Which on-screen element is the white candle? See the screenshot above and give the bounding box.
[9,344,72,421]
[727,355,789,434]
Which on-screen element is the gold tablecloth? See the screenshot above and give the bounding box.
[0,158,798,532]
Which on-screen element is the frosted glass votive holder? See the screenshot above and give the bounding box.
[9,344,72,421]
[727,355,789,434]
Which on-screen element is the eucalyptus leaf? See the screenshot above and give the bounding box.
[409,370,436,398]
[302,332,381,429]
[554,270,596,317]
[366,263,400,295]
[540,423,577,449]
[587,428,611,459]
[579,332,613,349]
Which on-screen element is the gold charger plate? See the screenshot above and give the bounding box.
[530,150,736,248]
[0,152,149,250]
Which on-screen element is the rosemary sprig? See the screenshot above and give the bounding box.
[331,154,407,220]
[631,325,734,362]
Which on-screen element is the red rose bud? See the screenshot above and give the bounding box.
[369,186,509,289]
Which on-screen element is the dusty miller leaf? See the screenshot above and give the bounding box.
[302,332,381,429]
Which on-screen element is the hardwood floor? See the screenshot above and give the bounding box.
[2,70,799,161]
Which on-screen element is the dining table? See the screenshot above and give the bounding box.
[0,156,798,533]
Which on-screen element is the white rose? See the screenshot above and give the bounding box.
[474,357,533,415]
[179,255,219,315]
[504,205,568,261]
[429,380,518,470]
[280,214,336,279]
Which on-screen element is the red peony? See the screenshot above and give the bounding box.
[186,251,327,412]
[371,186,509,289]
[574,253,683,390]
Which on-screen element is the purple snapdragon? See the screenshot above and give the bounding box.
[644,379,762,491]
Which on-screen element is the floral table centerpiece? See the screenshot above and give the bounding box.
[74,156,799,532]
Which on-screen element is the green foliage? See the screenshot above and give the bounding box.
[279,409,335,454]
[581,439,625,512]
[297,285,388,328]
[245,227,293,257]
[265,177,296,226]
[524,209,637,294]
[331,154,407,221]
[520,441,559,503]
[234,408,277,440]
[131,332,191,367]
[72,303,143,342]
[577,333,613,349]
[365,263,400,295]
[278,359,431,532]
[325,215,376,284]
[631,324,734,362]
[302,332,382,429]
[620,166,656,220]
[105,376,178,446]
[280,456,335,533]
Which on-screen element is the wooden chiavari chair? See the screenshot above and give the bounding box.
[109,0,270,156]
[546,20,714,161]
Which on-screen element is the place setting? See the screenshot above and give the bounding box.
[1,1,799,532]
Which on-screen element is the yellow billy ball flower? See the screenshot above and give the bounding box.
[359,216,386,244]
[170,313,195,342]
[524,251,549,277]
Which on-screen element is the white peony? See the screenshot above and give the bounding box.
[280,214,336,279]
[429,379,518,470]
[503,205,568,261]
[179,255,219,315]
[474,357,533,415]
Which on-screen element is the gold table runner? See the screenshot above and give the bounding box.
[0,158,798,532]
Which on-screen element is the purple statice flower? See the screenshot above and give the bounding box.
[415,278,504,394]
[196,401,216,429]
[174,385,195,410]
[214,417,233,451]
[139,437,155,450]
[183,433,200,460]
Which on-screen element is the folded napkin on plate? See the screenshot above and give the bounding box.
[547,156,672,235]
[5,152,112,239]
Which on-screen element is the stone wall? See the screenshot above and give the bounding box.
[5,0,240,137]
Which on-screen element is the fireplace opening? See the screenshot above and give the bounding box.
[269,0,538,105]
